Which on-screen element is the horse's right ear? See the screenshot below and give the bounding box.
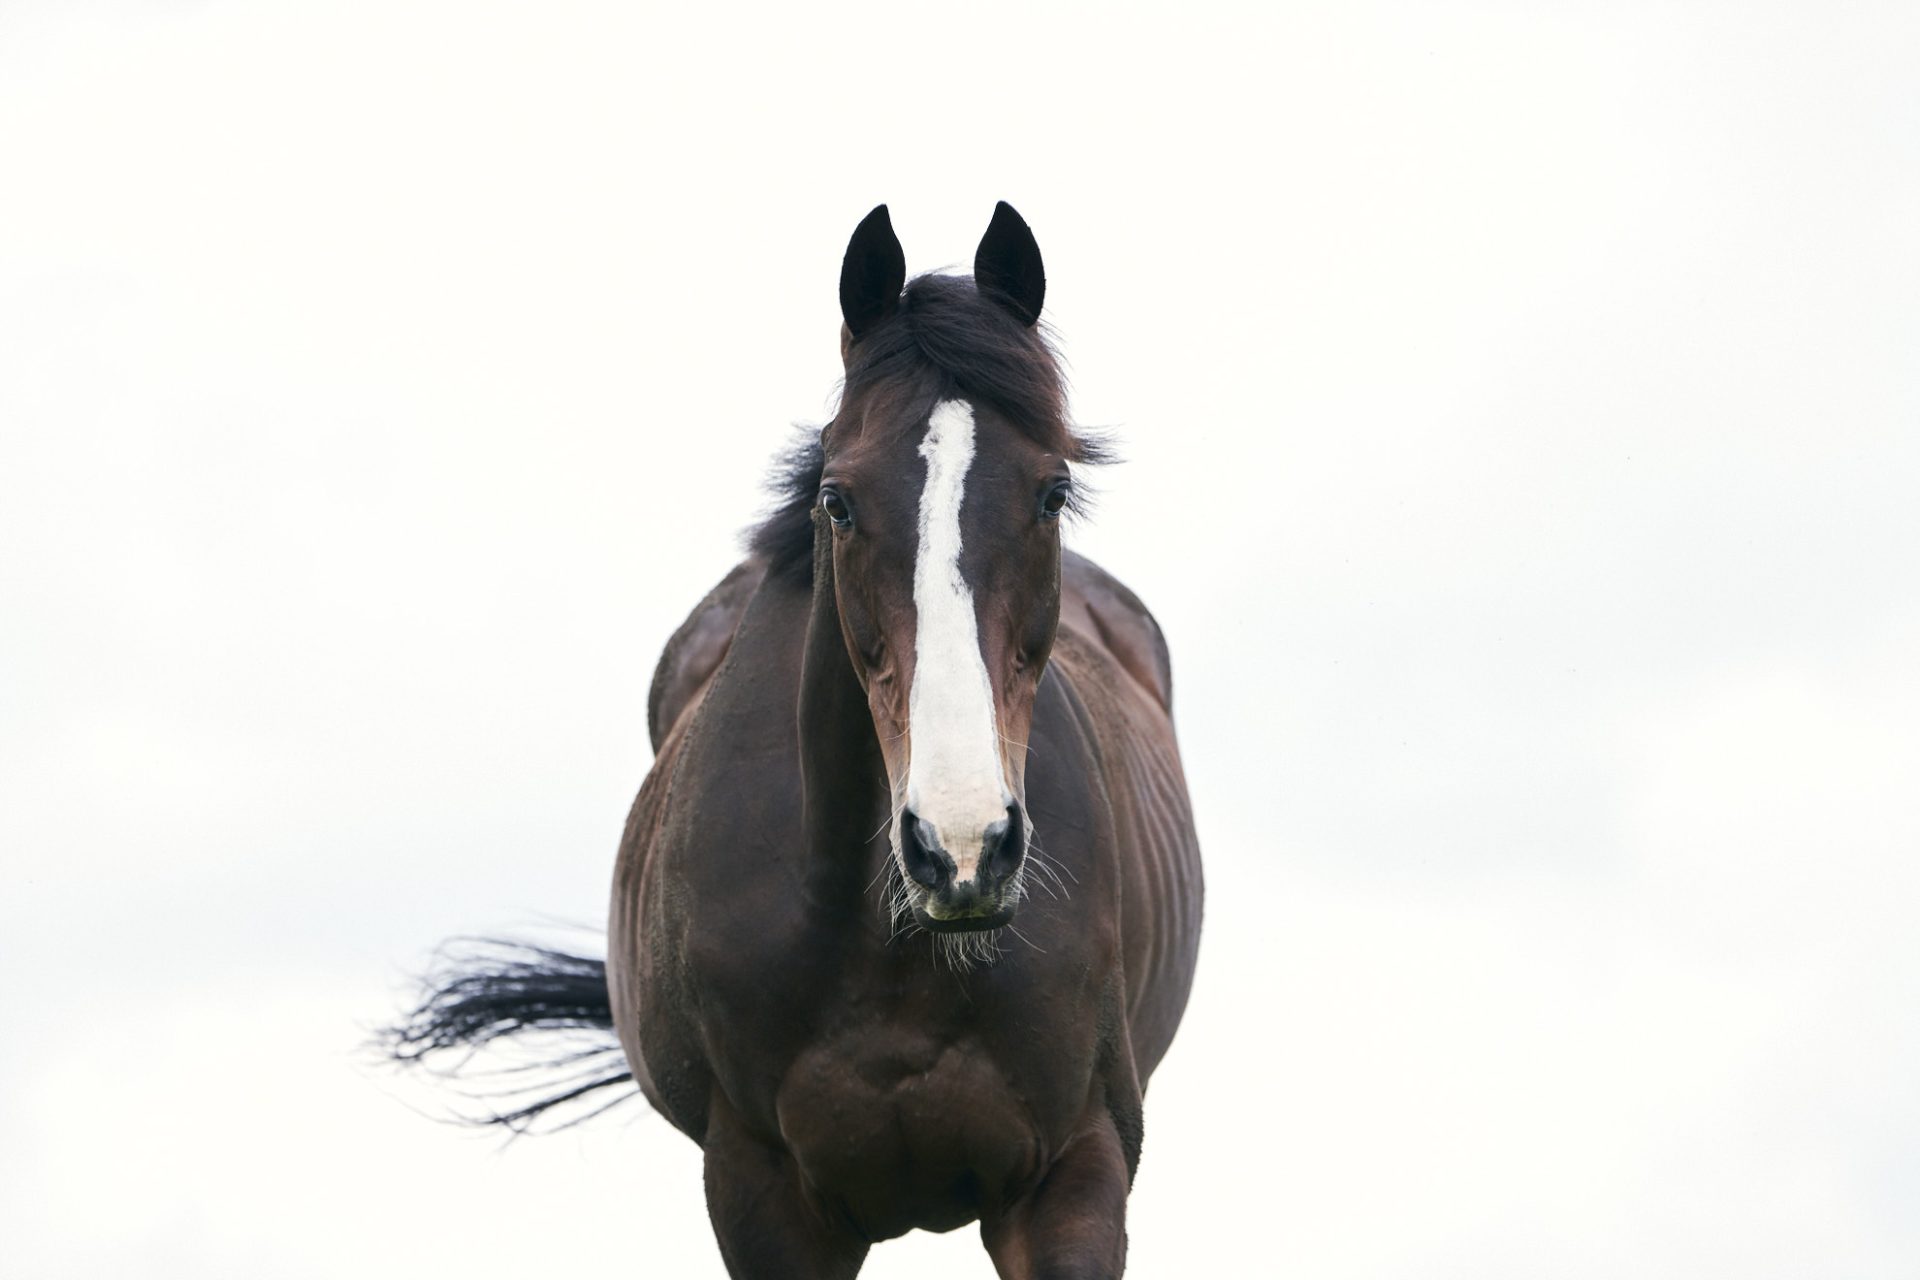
[839,204,907,341]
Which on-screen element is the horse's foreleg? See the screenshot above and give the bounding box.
[702,1097,869,1280]
[981,1111,1131,1280]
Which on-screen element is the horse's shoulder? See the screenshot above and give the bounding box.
[648,557,770,750]
[1057,549,1175,713]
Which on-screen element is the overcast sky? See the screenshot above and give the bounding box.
[3,1,1917,1276]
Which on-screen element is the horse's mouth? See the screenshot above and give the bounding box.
[913,902,1015,934]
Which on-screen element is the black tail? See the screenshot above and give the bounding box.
[382,938,638,1133]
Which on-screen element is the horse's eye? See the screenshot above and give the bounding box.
[820,490,853,528]
[1040,483,1070,519]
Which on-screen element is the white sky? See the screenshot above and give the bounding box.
[3,1,1917,1275]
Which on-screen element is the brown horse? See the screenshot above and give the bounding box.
[390,203,1202,1279]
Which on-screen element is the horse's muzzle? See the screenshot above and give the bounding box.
[901,803,1026,932]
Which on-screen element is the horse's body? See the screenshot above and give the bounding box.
[391,204,1201,1279]
[612,543,1197,1265]
[614,537,1190,1243]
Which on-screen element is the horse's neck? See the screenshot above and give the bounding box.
[794,535,892,905]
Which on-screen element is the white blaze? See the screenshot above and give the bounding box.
[905,399,1011,879]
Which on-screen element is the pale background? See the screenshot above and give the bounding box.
[3,2,1917,1276]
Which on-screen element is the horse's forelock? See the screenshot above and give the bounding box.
[747,272,1106,581]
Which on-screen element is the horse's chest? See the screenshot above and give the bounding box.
[773,1029,1045,1239]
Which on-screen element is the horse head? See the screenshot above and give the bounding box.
[815,203,1097,937]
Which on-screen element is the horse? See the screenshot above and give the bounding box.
[388,203,1203,1279]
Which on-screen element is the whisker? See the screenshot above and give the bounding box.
[1026,836,1078,885]
[1022,843,1072,900]
[1007,923,1045,955]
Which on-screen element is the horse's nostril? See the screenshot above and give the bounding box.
[982,804,1027,878]
[901,809,953,890]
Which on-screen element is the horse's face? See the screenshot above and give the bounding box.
[820,391,1067,934]
[823,204,1067,935]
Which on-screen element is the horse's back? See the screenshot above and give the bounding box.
[647,557,768,750]
[1058,549,1176,711]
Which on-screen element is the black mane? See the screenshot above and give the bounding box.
[748,272,1108,579]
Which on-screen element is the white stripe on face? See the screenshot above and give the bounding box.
[905,399,1011,880]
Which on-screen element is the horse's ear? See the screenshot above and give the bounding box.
[839,204,907,341]
[973,201,1045,326]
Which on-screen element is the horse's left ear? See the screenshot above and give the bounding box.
[974,201,1045,326]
